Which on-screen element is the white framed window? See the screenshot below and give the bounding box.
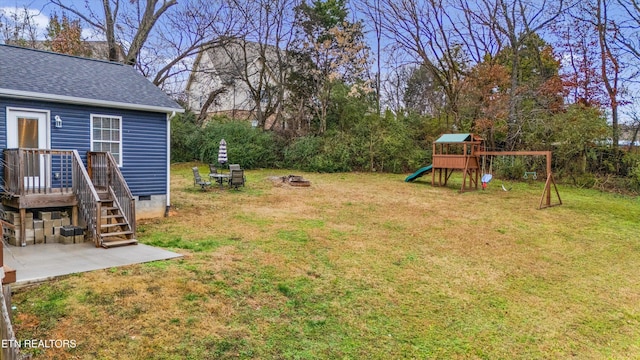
[90,114,123,166]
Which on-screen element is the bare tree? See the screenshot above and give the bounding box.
[353,0,383,114]
[184,0,300,129]
[616,0,640,64]
[50,0,177,65]
[0,6,41,47]
[144,0,243,90]
[381,63,412,115]
[565,0,628,153]
[460,0,567,149]
[595,0,625,151]
[376,0,469,130]
[552,14,607,108]
[229,0,299,130]
[604,0,640,150]
[48,0,253,105]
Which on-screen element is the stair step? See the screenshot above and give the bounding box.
[102,214,124,219]
[101,239,138,248]
[100,230,133,238]
[101,206,119,211]
[101,222,128,228]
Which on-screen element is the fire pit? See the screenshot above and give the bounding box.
[282,175,311,187]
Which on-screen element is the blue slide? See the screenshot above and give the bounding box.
[405,164,433,182]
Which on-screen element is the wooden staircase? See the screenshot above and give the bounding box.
[86,152,137,248]
[98,191,137,248]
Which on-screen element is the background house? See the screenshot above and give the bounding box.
[4,39,126,62]
[186,39,285,127]
[0,44,183,234]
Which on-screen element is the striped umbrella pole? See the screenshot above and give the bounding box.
[218,139,228,166]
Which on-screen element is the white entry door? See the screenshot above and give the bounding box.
[6,109,49,189]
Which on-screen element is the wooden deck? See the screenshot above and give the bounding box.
[2,192,77,209]
[2,149,136,248]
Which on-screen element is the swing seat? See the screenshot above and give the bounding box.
[501,183,513,191]
[481,174,493,183]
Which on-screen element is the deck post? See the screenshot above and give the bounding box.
[72,206,78,226]
[95,202,102,247]
[87,152,93,181]
[18,149,24,196]
[19,208,26,247]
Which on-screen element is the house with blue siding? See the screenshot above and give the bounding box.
[0,44,184,248]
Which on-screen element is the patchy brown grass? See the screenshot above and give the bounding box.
[10,163,640,359]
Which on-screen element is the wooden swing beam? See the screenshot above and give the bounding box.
[475,150,562,209]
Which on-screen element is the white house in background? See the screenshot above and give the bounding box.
[186,39,285,125]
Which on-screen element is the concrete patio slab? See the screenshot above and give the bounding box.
[3,242,182,285]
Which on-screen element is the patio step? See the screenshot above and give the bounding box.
[101,238,138,248]
[100,230,134,238]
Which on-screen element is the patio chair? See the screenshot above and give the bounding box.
[229,169,245,190]
[228,164,246,182]
[192,167,211,190]
[208,164,218,176]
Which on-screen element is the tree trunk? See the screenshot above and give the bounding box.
[125,0,177,66]
[197,88,227,126]
[507,50,520,150]
[102,0,118,62]
[596,0,621,170]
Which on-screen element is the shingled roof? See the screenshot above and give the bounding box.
[0,45,183,113]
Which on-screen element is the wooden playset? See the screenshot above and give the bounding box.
[407,133,562,209]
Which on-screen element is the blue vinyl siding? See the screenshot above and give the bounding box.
[0,97,167,196]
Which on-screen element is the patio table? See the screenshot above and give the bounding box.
[209,173,230,187]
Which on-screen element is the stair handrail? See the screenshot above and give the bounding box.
[71,150,102,246]
[106,152,135,235]
[88,152,136,236]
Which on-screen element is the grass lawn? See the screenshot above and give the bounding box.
[10,163,640,359]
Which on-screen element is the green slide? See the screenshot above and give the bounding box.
[405,165,433,182]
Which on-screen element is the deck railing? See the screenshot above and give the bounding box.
[71,150,102,246]
[3,148,75,196]
[88,152,136,235]
[2,149,102,245]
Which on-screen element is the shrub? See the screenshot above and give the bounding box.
[171,113,282,168]
[283,134,352,173]
[494,156,527,180]
[199,120,281,169]
[171,112,202,163]
[622,152,640,191]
